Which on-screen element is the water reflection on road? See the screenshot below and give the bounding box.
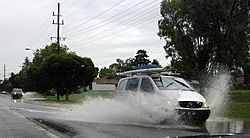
[205,119,246,134]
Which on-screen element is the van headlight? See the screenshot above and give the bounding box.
[202,102,209,108]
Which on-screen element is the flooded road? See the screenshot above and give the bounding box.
[0,94,249,137]
[206,119,248,135]
[30,117,250,138]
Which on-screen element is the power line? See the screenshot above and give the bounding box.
[71,12,159,48]
[37,0,81,48]
[64,0,159,37]
[70,10,159,46]
[24,0,160,53]
[63,0,79,10]
[25,17,51,49]
[67,2,160,42]
[24,0,80,51]
[73,15,159,50]
[63,0,127,34]
[64,0,96,18]
[68,3,160,45]
[71,11,159,47]
[62,0,151,36]
[36,29,55,50]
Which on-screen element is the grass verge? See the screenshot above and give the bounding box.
[45,90,114,103]
[225,90,250,125]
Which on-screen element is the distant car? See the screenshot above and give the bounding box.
[116,68,210,124]
[11,88,24,99]
[1,91,7,94]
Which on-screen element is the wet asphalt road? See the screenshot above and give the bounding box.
[0,94,249,138]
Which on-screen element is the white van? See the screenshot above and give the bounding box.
[116,68,210,123]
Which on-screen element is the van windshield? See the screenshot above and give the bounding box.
[152,76,193,91]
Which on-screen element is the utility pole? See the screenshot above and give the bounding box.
[3,64,6,80]
[52,3,65,101]
[52,3,64,55]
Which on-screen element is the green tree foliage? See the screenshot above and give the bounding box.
[99,67,116,78]
[158,0,250,82]
[152,59,161,66]
[32,43,69,68]
[38,53,97,100]
[109,50,161,73]
[0,79,11,92]
[133,50,151,67]
[102,49,161,78]
[109,58,133,72]
[2,57,34,91]
[27,43,70,93]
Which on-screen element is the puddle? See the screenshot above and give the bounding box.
[206,119,244,134]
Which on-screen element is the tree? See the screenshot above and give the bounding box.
[158,0,249,82]
[133,50,151,67]
[0,77,12,92]
[26,43,98,100]
[3,57,34,91]
[27,43,70,94]
[152,59,161,66]
[109,50,161,72]
[99,67,116,78]
[109,58,133,72]
[38,53,97,101]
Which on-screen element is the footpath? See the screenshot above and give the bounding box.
[0,104,57,138]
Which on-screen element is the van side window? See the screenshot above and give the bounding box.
[117,79,127,91]
[126,78,139,91]
[140,78,154,93]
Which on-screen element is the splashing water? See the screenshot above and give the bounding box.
[205,72,231,118]
[64,92,179,125]
[22,92,45,100]
[22,92,38,98]
[58,73,231,125]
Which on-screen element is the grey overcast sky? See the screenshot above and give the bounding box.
[0,0,168,78]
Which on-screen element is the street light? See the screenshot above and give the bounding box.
[25,48,35,53]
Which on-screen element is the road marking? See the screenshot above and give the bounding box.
[9,107,58,114]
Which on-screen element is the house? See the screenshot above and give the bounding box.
[92,76,121,91]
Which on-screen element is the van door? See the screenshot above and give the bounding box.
[140,78,154,93]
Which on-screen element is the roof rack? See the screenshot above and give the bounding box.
[117,67,179,76]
